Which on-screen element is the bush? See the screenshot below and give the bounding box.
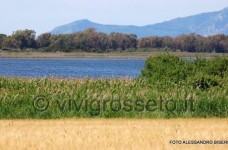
[141,54,193,83]
[205,57,228,78]
[141,54,227,90]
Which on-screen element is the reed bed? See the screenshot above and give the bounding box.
[0,76,227,119]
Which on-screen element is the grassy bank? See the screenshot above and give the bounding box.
[0,51,228,58]
[0,54,227,119]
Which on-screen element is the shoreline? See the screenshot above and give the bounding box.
[0,51,228,58]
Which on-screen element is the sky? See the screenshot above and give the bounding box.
[0,0,228,36]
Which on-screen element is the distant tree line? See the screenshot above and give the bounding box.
[0,28,228,53]
[138,34,228,53]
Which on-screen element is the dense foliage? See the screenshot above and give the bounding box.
[141,54,228,89]
[0,29,228,52]
[2,30,36,49]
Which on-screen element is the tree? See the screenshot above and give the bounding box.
[2,30,36,50]
[2,36,20,49]
[13,29,36,49]
[108,32,137,50]
[162,36,173,49]
[0,34,7,49]
[220,38,228,53]
[137,36,163,49]
[36,33,51,48]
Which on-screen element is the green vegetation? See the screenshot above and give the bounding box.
[1,29,228,53]
[2,30,36,50]
[0,54,227,119]
[0,34,7,49]
[141,54,228,86]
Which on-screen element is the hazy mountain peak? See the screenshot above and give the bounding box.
[71,19,94,24]
[51,7,228,37]
[222,6,228,11]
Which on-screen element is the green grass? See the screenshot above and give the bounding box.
[0,54,227,119]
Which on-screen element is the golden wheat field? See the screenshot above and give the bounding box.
[0,119,227,150]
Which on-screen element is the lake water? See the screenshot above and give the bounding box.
[0,58,145,78]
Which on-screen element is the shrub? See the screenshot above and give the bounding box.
[141,54,227,90]
[141,54,193,83]
[205,57,228,78]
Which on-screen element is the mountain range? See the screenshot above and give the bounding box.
[50,7,228,38]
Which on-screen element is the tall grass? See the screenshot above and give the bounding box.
[0,54,227,119]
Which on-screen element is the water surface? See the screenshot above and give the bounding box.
[0,58,145,78]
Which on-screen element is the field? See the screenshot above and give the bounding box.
[0,119,228,150]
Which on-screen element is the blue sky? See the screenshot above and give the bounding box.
[1,0,228,35]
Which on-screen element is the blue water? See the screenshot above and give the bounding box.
[0,58,145,78]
